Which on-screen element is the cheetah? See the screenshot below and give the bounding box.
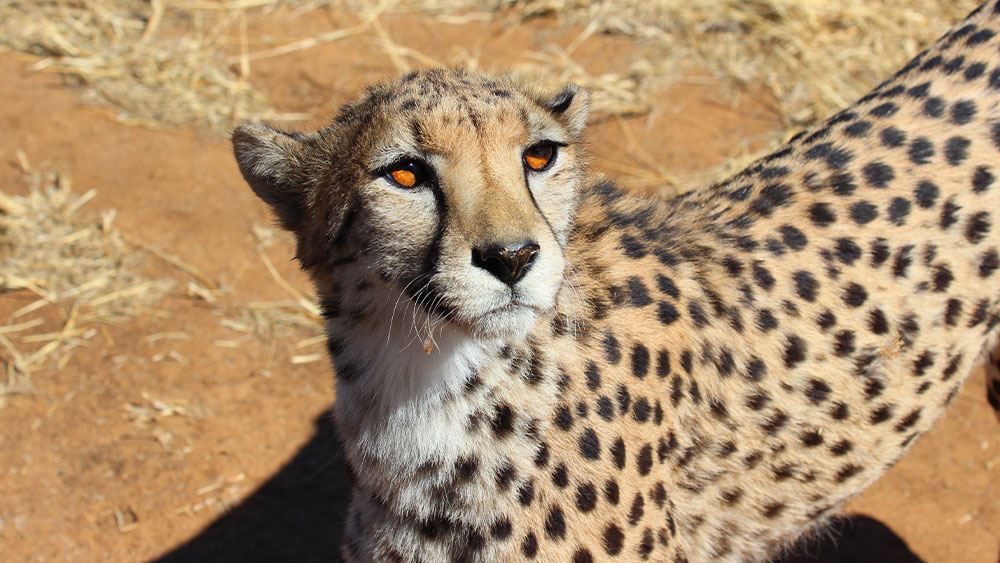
[233,2,1000,561]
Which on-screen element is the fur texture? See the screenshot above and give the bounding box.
[234,4,1000,560]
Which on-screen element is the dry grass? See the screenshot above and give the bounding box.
[399,0,983,126]
[0,160,173,403]
[0,0,982,134]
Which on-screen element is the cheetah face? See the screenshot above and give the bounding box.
[233,70,590,340]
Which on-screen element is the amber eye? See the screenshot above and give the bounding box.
[386,161,428,188]
[523,143,556,171]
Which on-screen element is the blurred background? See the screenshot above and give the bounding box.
[0,1,996,561]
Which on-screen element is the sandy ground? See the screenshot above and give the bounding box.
[0,9,998,563]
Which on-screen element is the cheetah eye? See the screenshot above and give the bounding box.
[386,161,429,188]
[523,143,557,172]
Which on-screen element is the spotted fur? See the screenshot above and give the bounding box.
[234,3,1000,561]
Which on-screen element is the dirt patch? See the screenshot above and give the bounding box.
[0,7,997,563]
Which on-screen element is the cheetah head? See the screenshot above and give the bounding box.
[233,69,590,342]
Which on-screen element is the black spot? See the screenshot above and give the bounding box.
[831,402,850,420]
[688,301,709,328]
[491,518,512,540]
[895,408,922,432]
[750,182,794,218]
[943,55,966,75]
[817,310,837,331]
[552,464,568,488]
[830,440,853,456]
[616,383,632,414]
[637,444,653,476]
[628,493,645,525]
[835,238,862,264]
[945,137,971,165]
[892,245,913,277]
[534,442,549,467]
[851,201,878,224]
[924,97,945,118]
[455,456,479,482]
[933,264,954,292]
[585,362,601,390]
[907,82,930,98]
[522,533,538,557]
[679,350,693,374]
[802,430,824,447]
[656,274,680,298]
[868,309,889,334]
[625,276,653,307]
[865,379,886,401]
[908,137,934,165]
[746,391,770,410]
[979,249,1000,277]
[965,62,987,80]
[945,299,963,326]
[951,100,977,125]
[670,375,684,405]
[862,162,894,188]
[579,428,601,460]
[495,462,517,491]
[829,172,858,196]
[721,488,743,506]
[609,437,627,470]
[576,482,598,513]
[870,404,894,424]
[491,404,515,438]
[604,478,620,504]
[620,234,647,258]
[804,142,854,169]
[746,357,767,381]
[808,202,836,226]
[791,270,819,302]
[573,548,594,563]
[753,262,776,290]
[763,502,787,519]
[656,350,671,378]
[973,166,995,193]
[657,301,680,325]
[966,28,996,45]
[880,126,906,147]
[631,344,650,378]
[518,481,535,506]
[844,121,872,137]
[756,308,778,332]
[783,335,807,368]
[763,411,788,435]
[632,397,652,422]
[603,524,625,555]
[722,255,745,276]
[843,283,867,307]
[710,398,729,420]
[596,396,614,420]
[779,225,808,250]
[806,378,832,403]
[833,330,855,357]
[965,211,991,243]
[836,464,863,483]
[914,180,939,208]
[943,353,964,379]
[554,404,573,431]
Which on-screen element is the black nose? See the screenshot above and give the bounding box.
[472,242,540,285]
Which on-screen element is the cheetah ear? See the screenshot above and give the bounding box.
[540,84,590,137]
[232,123,319,232]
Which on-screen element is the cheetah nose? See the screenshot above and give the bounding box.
[472,242,540,285]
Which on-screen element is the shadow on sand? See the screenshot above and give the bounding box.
[155,411,923,563]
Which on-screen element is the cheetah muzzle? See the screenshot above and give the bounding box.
[234,2,1000,561]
